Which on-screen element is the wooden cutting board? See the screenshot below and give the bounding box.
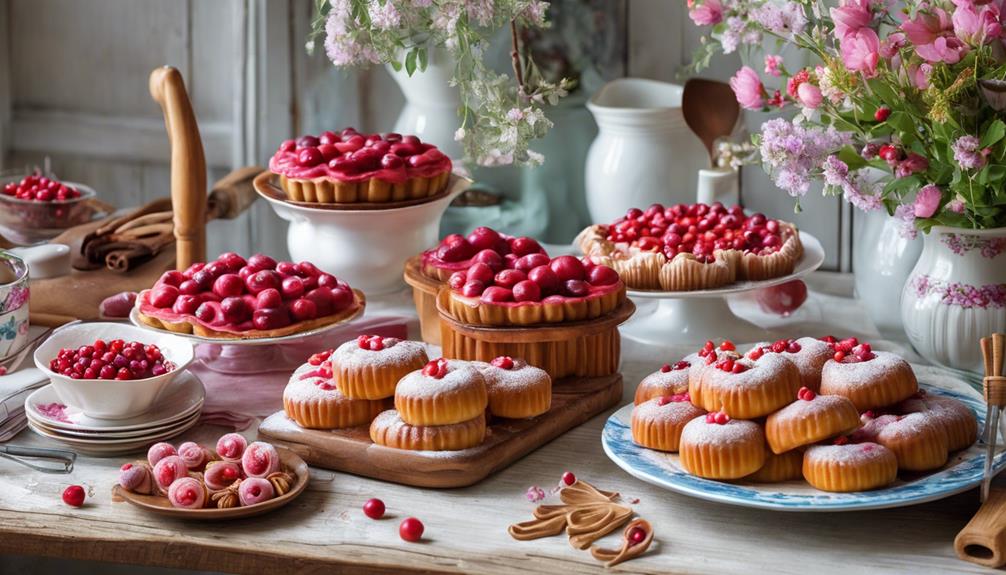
[258,373,623,488]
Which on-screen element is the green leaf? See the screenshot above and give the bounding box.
[838,146,868,170]
[389,59,403,72]
[982,119,1006,149]
[405,49,418,76]
[417,47,428,72]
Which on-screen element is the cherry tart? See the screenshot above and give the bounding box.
[269,128,452,204]
[135,252,365,340]
[576,202,803,291]
[444,254,626,326]
[420,226,547,282]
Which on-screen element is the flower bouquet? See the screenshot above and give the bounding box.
[687,0,1006,237]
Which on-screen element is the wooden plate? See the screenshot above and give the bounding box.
[253,171,458,211]
[111,448,309,520]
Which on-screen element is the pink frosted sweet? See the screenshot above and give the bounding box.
[238,477,275,506]
[204,461,243,491]
[167,476,207,509]
[147,442,177,467]
[118,462,155,495]
[152,455,189,493]
[216,433,248,462]
[177,441,212,471]
[241,441,280,478]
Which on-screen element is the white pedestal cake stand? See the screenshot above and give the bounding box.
[621,231,825,347]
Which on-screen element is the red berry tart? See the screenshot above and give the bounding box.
[269,128,452,204]
[442,254,626,326]
[575,202,802,291]
[135,252,365,339]
[420,226,548,282]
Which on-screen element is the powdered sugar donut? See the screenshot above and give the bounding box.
[215,433,248,463]
[238,477,276,506]
[167,476,208,509]
[118,461,155,495]
[802,442,898,492]
[473,356,551,419]
[631,393,705,452]
[689,353,801,419]
[746,337,833,392]
[634,360,692,405]
[330,336,429,400]
[177,441,213,471]
[689,340,742,390]
[152,455,189,493]
[395,358,488,426]
[678,411,766,479]
[765,387,861,454]
[895,391,978,452]
[146,442,177,467]
[204,461,243,491]
[241,441,281,478]
[819,345,918,411]
[283,362,389,429]
[747,448,804,483]
[851,412,949,471]
[369,409,487,451]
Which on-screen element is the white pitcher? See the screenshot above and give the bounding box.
[585,79,710,222]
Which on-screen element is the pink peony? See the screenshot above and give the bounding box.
[840,28,881,76]
[831,0,873,38]
[952,0,1002,45]
[913,184,942,218]
[903,6,970,62]
[797,83,823,109]
[729,66,766,110]
[880,32,906,58]
[688,0,724,26]
[917,35,969,63]
[896,153,930,178]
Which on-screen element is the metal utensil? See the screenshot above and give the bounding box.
[0,444,75,473]
[981,333,1005,502]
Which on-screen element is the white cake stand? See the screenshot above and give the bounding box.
[621,231,825,347]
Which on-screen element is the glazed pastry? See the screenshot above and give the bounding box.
[283,360,389,429]
[216,433,248,463]
[269,128,453,204]
[630,393,705,452]
[146,442,177,467]
[204,461,243,491]
[851,412,949,471]
[241,441,281,478]
[802,441,898,492]
[177,441,213,471]
[474,356,552,419]
[152,455,189,493]
[576,203,803,291]
[443,255,626,326]
[369,410,487,451]
[745,337,833,392]
[330,335,429,400]
[746,449,804,483]
[395,359,488,426]
[118,461,156,495]
[420,227,548,282]
[819,342,918,411]
[167,476,208,509]
[238,477,276,506]
[634,360,692,405]
[135,252,365,340]
[895,391,978,452]
[764,387,861,454]
[678,411,766,479]
[689,353,801,419]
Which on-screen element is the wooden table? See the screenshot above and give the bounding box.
[0,274,999,574]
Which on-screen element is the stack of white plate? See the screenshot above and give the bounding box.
[24,371,205,456]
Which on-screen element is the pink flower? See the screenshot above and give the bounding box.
[953,1,1002,45]
[880,32,907,58]
[947,198,966,213]
[764,54,784,77]
[913,184,942,218]
[797,83,823,108]
[907,62,933,89]
[688,0,723,26]
[831,0,873,38]
[903,6,971,62]
[917,36,969,63]
[840,28,881,76]
[729,66,766,110]
[896,153,929,178]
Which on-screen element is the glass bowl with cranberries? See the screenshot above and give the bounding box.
[0,172,100,245]
[34,323,194,420]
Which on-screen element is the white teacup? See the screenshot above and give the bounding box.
[0,251,30,360]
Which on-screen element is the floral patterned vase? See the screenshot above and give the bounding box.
[0,251,30,359]
[901,226,1006,373]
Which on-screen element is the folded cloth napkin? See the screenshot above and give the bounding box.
[192,315,412,431]
[0,368,49,441]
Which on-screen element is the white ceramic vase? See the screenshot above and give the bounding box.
[584,78,709,223]
[901,226,1006,372]
[852,209,922,337]
[387,49,462,159]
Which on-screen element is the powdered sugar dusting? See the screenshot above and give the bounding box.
[821,351,915,390]
[472,359,550,393]
[772,394,856,421]
[805,442,893,465]
[853,412,941,442]
[633,398,705,423]
[396,360,486,398]
[638,368,690,396]
[681,416,763,445]
[700,353,795,389]
[284,362,353,402]
[331,338,429,369]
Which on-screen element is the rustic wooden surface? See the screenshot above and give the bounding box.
[0,276,1001,574]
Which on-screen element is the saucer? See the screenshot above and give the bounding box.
[27,413,200,456]
[28,409,200,440]
[24,370,205,433]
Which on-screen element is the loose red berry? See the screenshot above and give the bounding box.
[561,471,576,486]
[628,526,647,546]
[399,517,424,542]
[363,498,385,519]
[62,485,86,507]
[874,107,891,122]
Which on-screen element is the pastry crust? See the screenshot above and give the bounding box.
[678,417,766,480]
[802,443,898,492]
[473,359,552,419]
[283,363,389,429]
[631,397,705,452]
[443,283,626,327]
[819,351,919,411]
[370,410,486,451]
[278,170,450,204]
[330,337,429,400]
[765,394,861,454]
[395,360,488,426]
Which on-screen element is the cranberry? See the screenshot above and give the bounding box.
[289,298,318,321]
[564,279,590,297]
[491,356,515,369]
[62,485,86,507]
[380,153,404,169]
[363,498,386,519]
[178,279,201,296]
[436,238,475,263]
[218,252,247,272]
[798,386,816,401]
[253,307,292,330]
[472,249,504,271]
[303,287,337,316]
[467,227,502,251]
[514,253,550,272]
[173,295,200,315]
[549,256,586,282]
[247,253,278,271]
[448,271,468,290]
[297,135,321,148]
[213,274,245,298]
[527,265,560,295]
[246,270,281,294]
[276,261,298,277]
[255,289,283,312]
[159,270,185,287]
[399,517,424,542]
[220,297,252,323]
[194,303,217,324]
[481,286,514,303]
[561,471,576,486]
[874,107,891,122]
[422,358,449,379]
[295,261,320,278]
[494,269,527,289]
[466,263,495,285]
[149,285,179,308]
[510,237,543,257]
[281,276,306,300]
[512,280,542,302]
[628,527,647,546]
[587,265,619,286]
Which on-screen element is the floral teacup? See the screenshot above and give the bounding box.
[0,251,30,359]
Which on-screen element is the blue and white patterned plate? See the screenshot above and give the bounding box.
[602,366,1006,511]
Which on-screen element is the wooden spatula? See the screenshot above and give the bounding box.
[682,78,741,160]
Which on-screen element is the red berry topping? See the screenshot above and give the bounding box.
[747,347,765,360]
[422,358,449,379]
[673,360,690,370]
[491,356,515,370]
[561,471,576,486]
[797,386,815,401]
[308,349,333,365]
[833,435,850,446]
[363,498,386,519]
[660,364,671,373]
[656,396,672,406]
[62,485,86,507]
[719,340,736,351]
[399,517,425,542]
[834,350,846,362]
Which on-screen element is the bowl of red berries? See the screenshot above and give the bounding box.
[34,323,194,420]
[0,172,100,245]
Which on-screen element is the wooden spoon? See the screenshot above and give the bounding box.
[682,78,741,159]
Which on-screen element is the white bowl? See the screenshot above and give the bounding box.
[258,175,470,294]
[33,322,194,420]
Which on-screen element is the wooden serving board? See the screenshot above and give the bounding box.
[258,373,623,488]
